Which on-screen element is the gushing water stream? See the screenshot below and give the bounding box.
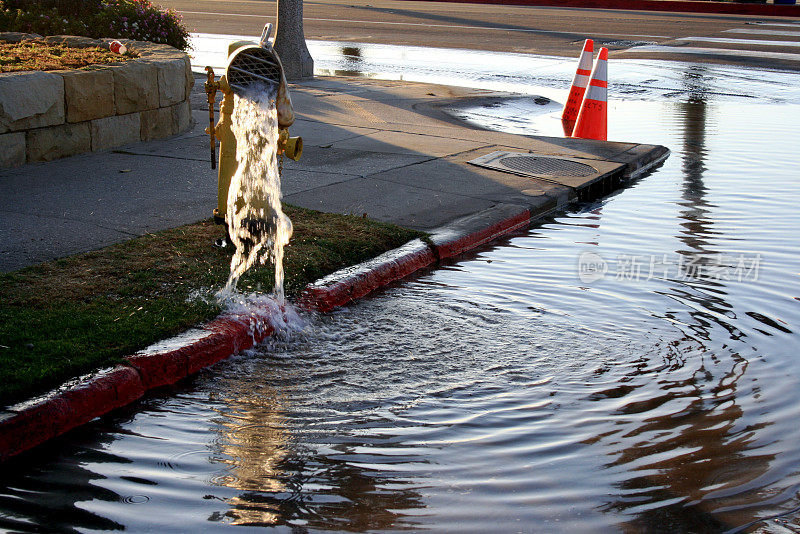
[219,84,293,303]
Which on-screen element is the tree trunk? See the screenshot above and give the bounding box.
[273,0,314,81]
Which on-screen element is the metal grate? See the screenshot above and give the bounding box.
[497,155,596,177]
[468,151,599,179]
[227,48,282,94]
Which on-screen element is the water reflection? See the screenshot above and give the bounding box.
[341,46,363,60]
[0,428,126,532]
[600,353,775,531]
[676,65,714,257]
[210,361,427,529]
[666,65,744,344]
[593,66,781,531]
[213,380,290,526]
[332,47,366,78]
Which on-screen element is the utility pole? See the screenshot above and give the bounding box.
[273,0,314,81]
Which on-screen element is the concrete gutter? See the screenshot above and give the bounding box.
[411,0,800,17]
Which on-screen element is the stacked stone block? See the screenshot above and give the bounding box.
[0,34,194,168]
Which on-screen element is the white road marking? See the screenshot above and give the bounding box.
[677,36,800,48]
[626,45,800,61]
[724,28,800,37]
[746,22,800,27]
[176,10,673,39]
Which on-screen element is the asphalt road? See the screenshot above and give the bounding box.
[164,0,800,70]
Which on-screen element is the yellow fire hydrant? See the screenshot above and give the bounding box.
[205,33,302,228]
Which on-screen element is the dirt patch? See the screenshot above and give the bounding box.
[0,41,132,72]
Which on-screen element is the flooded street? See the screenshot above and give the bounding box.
[2,40,800,532]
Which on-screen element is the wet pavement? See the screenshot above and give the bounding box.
[168,0,800,68]
[2,56,800,531]
[3,34,800,532]
[193,33,800,98]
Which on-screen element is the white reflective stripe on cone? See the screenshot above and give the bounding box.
[584,82,607,101]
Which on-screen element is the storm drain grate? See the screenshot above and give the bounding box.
[468,151,598,179]
[498,155,596,177]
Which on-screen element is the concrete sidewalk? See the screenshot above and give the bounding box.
[0,73,667,273]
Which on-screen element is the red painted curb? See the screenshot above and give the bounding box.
[300,239,437,312]
[124,314,276,390]
[0,397,70,460]
[300,208,534,312]
[109,366,148,406]
[434,209,532,260]
[407,0,800,17]
[126,349,189,390]
[0,366,145,460]
[59,366,142,427]
[0,311,274,461]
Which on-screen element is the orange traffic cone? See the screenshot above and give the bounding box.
[561,39,594,136]
[572,47,608,141]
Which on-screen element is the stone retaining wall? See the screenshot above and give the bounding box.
[0,34,194,168]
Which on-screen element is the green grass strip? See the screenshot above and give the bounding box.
[0,204,424,406]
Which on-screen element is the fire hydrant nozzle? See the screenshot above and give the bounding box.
[278,129,303,161]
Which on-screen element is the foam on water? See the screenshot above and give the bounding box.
[218,291,310,341]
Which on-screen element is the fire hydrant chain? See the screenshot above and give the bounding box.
[278,152,284,179]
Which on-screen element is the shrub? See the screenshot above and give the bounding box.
[98,0,188,50]
[0,0,190,50]
[3,0,104,17]
[0,7,96,38]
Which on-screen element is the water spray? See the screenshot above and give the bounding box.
[205,24,303,301]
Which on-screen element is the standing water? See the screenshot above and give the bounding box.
[221,83,292,303]
[2,48,800,532]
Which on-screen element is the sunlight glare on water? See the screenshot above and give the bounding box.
[190,33,800,104]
